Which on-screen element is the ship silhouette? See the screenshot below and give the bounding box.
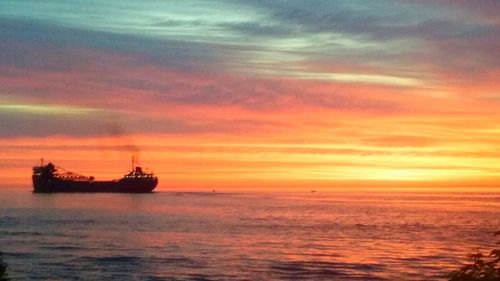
[32,157,158,193]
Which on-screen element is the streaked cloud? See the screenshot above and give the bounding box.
[0,103,100,115]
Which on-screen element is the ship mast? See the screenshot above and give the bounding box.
[132,155,135,171]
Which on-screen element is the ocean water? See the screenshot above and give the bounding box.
[0,189,499,280]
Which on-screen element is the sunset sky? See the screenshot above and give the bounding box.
[1,0,499,190]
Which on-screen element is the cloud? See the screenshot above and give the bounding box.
[0,20,403,115]
[0,102,288,138]
[0,1,499,139]
[362,135,436,147]
[0,18,223,73]
[235,0,500,88]
[0,107,113,137]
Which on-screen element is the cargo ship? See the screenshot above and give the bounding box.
[32,158,158,193]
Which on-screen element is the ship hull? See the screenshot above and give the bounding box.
[33,177,158,193]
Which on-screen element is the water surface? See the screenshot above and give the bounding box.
[1,189,499,280]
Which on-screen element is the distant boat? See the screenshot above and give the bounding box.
[32,158,158,193]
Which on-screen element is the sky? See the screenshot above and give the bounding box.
[0,0,499,190]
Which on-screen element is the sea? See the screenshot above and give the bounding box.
[1,189,499,280]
